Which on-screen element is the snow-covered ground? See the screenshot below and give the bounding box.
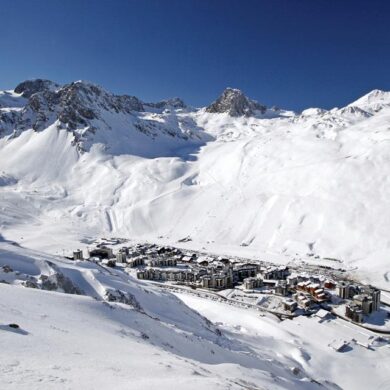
[2,81,390,388]
[175,293,390,390]
[2,238,390,389]
[0,237,329,390]
[1,83,390,288]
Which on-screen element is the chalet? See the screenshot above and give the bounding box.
[293,292,312,309]
[324,280,336,289]
[197,256,210,267]
[180,255,193,263]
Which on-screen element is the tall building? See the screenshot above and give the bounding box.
[370,287,381,311]
[337,282,350,299]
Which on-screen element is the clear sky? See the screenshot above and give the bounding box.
[1,0,389,110]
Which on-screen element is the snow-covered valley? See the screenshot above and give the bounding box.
[1,81,390,287]
[2,80,390,389]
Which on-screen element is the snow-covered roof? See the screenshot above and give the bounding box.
[315,309,330,319]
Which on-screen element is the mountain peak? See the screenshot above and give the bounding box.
[206,88,266,116]
[8,79,144,133]
[348,89,390,111]
[145,97,186,110]
[14,79,60,98]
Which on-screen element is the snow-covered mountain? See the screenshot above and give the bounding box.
[1,80,390,287]
[206,87,267,116]
[2,80,390,389]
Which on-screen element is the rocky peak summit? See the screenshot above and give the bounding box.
[145,97,186,110]
[14,79,60,98]
[8,80,145,132]
[206,88,266,117]
[0,79,201,152]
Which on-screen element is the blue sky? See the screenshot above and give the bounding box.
[1,0,389,110]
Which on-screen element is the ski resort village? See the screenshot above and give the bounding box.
[3,78,390,388]
[3,1,390,388]
[71,238,390,336]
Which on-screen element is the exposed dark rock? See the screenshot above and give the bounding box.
[104,289,142,311]
[22,279,39,289]
[206,88,266,117]
[38,272,84,295]
[145,97,186,110]
[14,79,60,98]
[10,80,145,133]
[1,79,200,145]
[2,265,13,273]
[8,323,19,329]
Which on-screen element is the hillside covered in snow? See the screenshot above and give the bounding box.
[2,237,390,390]
[2,80,390,389]
[1,80,390,287]
[0,237,332,389]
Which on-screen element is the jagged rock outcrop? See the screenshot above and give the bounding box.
[14,79,60,98]
[337,106,371,117]
[17,80,145,132]
[104,289,143,311]
[145,97,186,110]
[0,79,204,154]
[38,273,83,294]
[206,88,266,117]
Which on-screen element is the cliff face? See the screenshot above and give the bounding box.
[206,88,266,116]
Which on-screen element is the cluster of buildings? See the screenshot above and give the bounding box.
[75,243,262,290]
[72,241,383,324]
[242,268,335,312]
[296,281,329,302]
[337,282,381,323]
[137,256,258,290]
[242,266,289,292]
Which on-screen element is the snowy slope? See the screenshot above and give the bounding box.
[1,81,390,288]
[177,293,390,390]
[0,237,323,390]
[2,238,390,389]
